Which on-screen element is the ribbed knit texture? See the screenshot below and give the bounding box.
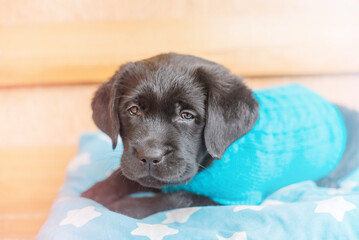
[163,84,347,205]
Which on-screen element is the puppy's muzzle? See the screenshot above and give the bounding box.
[136,139,173,169]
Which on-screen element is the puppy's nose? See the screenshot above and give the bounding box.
[137,148,164,166]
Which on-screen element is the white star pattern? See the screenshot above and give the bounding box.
[131,223,178,240]
[162,207,200,224]
[216,232,247,240]
[314,196,356,222]
[234,200,284,212]
[59,206,101,227]
[67,152,90,172]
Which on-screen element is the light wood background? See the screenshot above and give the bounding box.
[0,0,359,239]
[1,0,359,86]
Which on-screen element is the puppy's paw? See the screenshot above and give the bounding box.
[107,197,156,219]
[81,179,121,206]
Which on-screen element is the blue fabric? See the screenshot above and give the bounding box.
[38,131,359,240]
[164,84,347,205]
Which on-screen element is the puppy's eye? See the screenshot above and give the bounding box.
[180,112,194,121]
[128,106,141,116]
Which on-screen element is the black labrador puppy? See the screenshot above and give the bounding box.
[82,53,258,218]
[82,53,359,219]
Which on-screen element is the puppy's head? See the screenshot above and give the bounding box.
[92,53,259,188]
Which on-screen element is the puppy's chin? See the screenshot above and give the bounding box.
[119,161,199,188]
[121,167,195,188]
[136,176,168,188]
[135,175,194,189]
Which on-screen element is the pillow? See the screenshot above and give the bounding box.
[38,131,359,240]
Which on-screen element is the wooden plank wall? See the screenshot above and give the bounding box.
[1,0,359,86]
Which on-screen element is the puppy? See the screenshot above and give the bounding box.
[82,53,359,219]
[82,53,259,218]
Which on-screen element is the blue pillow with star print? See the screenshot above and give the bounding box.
[38,123,359,240]
[163,84,347,205]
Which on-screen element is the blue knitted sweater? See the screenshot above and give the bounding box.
[163,85,346,205]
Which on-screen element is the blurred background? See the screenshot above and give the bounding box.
[0,0,358,238]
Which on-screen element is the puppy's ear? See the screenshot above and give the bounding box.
[92,69,125,149]
[197,66,259,159]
